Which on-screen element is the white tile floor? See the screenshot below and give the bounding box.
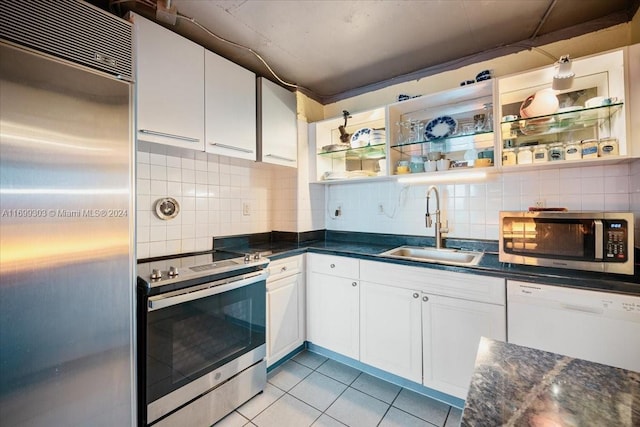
[214,350,463,427]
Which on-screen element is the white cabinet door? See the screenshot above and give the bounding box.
[307,272,359,359]
[266,273,304,366]
[132,13,204,150]
[205,50,256,160]
[422,293,506,399]
[360,281,422,383]
[257,77,297,167]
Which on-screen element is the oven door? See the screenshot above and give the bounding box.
[144,272,266,417]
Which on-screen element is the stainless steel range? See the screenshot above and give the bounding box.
[137,250,269,426]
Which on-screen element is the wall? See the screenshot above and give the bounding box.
[631,159,640,246]
[323,23,634,117]
[307,20,640,246]
[324,163,635,241]
[632,7,640,44]
[136,142,290,258]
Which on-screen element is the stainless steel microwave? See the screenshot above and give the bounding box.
[499,211,635,275]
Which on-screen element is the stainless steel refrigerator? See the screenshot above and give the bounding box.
[0,1,135,425]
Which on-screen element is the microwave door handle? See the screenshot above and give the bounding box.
[594,220,603,259]
[148,272,268,311]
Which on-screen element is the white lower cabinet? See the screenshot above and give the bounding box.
[307,254,360,359]
[305,255,506,400]
[422,293,505,398]
[360,282,422,382]
[266,256,305,366]
[360,260,506,400]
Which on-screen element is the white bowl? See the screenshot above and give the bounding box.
[585,96,606,108]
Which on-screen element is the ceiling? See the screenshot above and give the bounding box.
[104,0,639,104]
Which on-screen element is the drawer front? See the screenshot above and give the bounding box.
[307,253,359,278]
[360,260,505,305]
[267,255,303,282]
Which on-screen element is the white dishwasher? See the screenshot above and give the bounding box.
[507,280,640,372]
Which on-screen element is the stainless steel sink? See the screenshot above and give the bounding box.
[378,246,484,266]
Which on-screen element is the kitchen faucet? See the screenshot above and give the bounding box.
[426,185,449,249]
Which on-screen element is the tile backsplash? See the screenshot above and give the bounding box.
[136,142,296,259]
[324,161,639,244]
[137,138,640,260]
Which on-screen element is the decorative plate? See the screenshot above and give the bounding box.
[425,116,457,140]
[350,127,372,148]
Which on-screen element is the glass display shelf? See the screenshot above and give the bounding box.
[501,103,623,139]
[318,142,386,160]
[390,129,493,151]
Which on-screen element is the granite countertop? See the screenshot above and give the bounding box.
[461,337,640,426]
[216,231,640,296]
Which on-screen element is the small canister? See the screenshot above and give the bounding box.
[548,143,564,161]
[517,147,533,164]
[564,141,581,160]
[533,145,548,163]
[502,148,517,166]
[581,139,599,159]
[598,137,619,157]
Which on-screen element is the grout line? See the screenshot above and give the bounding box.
[256,352,457,427]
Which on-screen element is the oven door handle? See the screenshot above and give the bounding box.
[148,271,268,311]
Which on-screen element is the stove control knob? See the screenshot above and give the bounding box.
[244,253,251,263]
[150,269,162,280]
[168,267,179,277]
[253,252,261,260]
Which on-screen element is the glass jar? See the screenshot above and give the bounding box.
[564,141,581,160]
[548,143,565,161]
[581,139,598,159]
[502,148,517,166]
[517,147,533,164]
[533,145,548,163]
[598,137,619,156]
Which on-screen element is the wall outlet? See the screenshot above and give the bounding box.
[534,199,546,208]
[242,202,250,216]
[378,203,384,215]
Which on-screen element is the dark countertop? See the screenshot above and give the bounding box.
[215,231,640,296]
[461,338,640,426]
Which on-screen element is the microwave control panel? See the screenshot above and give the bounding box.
[604,220,627,262]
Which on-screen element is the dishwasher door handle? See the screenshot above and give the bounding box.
[560,303,603,315]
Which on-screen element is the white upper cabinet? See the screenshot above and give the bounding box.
[205,50,256,160]
[257,77,298,167]
[131,13,205,150]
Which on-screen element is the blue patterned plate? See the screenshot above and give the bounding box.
[351,127,372,148]
[425,116,457,140]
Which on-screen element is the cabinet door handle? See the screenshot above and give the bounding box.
[139,129,200,142]
[330,263,335,268]
[422,296,429,302]
[281,266,287,272]
[413,293,419,299]
[265,153,296,162]
[209,142,254,153]
[352,282,357,287]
